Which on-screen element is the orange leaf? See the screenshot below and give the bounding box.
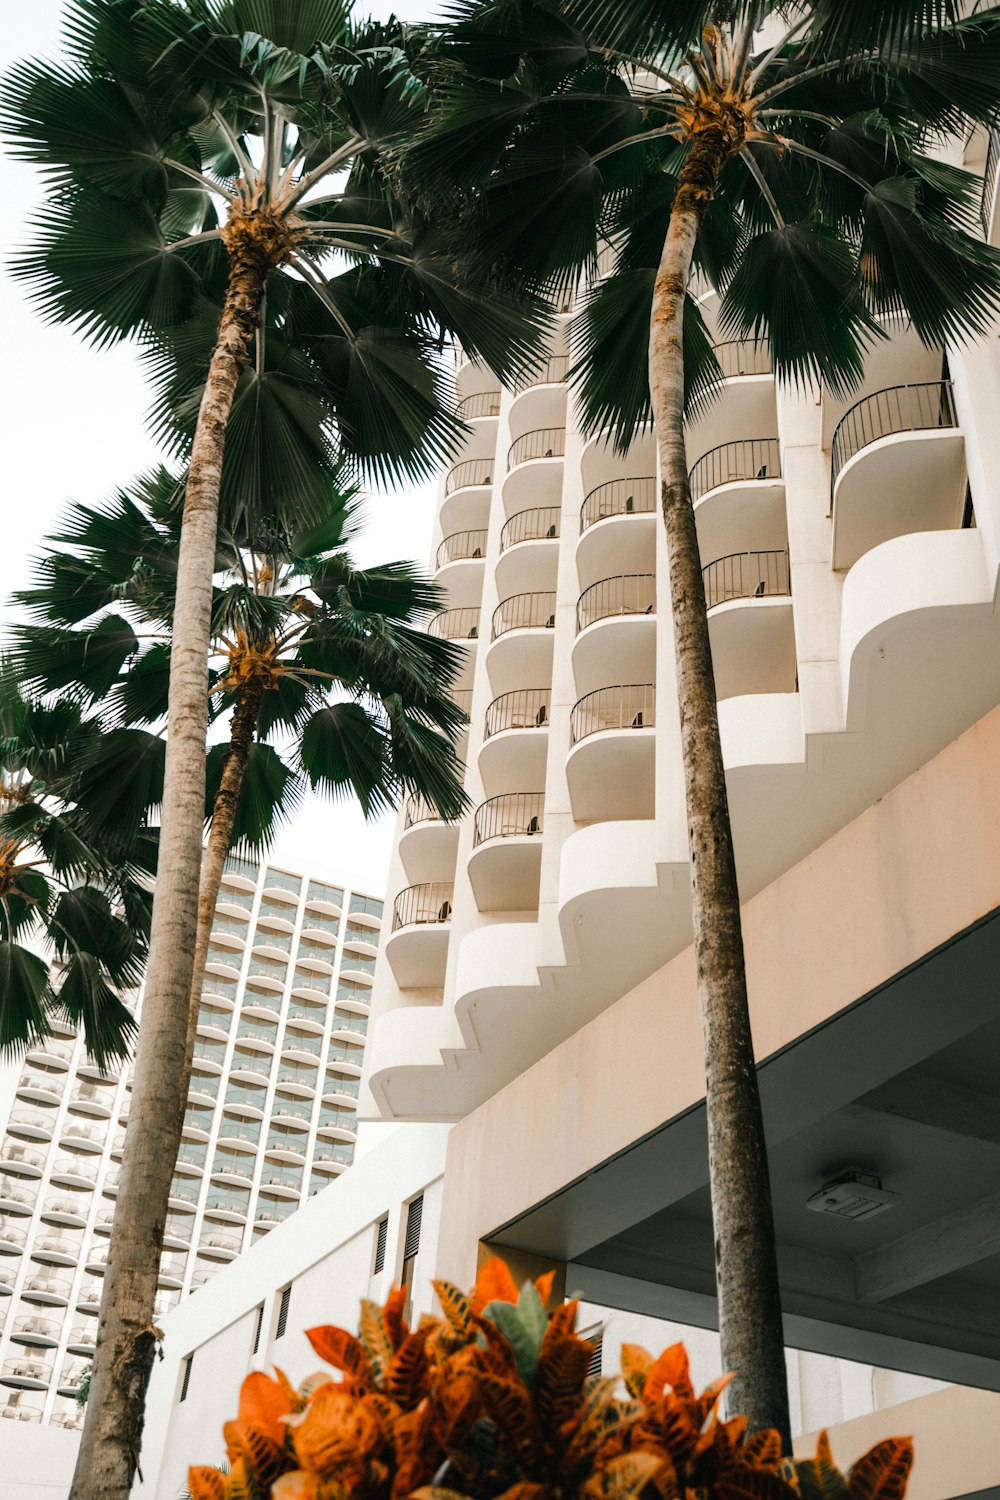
[620,1345,653,1401]
[743,1429,784,1471]
[223,1419,286,1485]
[479,1371,541,1465]
[433,1279,474,1337]
[291,1385,384,1481]
[714,1466,798,1499]
[534,1270,557,1308]
[383,1285,410,1350]
[536,1312,590,1431]
[238,1371,293,1443]
[848,1438,914,1500]
[580,1450,679,1500]
[272,1473,324,1500]
[187,1468,226,1500]
[305,1326,373,1388]
[496,1485,552,1500]
[359,1298,395,1384]
[386,1326,431,1406]
[644,1345,695,1405]
[471,1257,520,1314]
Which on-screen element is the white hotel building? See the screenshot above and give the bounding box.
[19,133,1000,1500]
[0,858,382,1437]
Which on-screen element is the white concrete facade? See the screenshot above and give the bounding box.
[0,857,382,1434]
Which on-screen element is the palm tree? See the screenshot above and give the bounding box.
[14,465,468,1021]
[407,0,1000,1441]
[0,663,154,1068]
[2,6,535,1493]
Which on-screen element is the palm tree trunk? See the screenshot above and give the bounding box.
[70,231,277,1500]
[184,675,267,1053]
[648,125,791,1447]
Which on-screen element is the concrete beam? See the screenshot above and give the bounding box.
[855,1188,1000,1303]
[854,1070,1000,1149]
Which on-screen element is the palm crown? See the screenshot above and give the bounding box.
[410,0,1000,444]
[2,0,542,503]
[0,666,153,1067]
[13,468,469,846]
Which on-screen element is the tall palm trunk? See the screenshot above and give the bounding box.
[648,125,791,1447]
[70,221,282,1500]
[184,675,267,1055]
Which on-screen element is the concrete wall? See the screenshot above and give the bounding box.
[6,1423,79,1500]
[135,1123,451,1500]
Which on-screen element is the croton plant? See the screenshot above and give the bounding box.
[187,1260,912,1500]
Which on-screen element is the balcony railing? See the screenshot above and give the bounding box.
[710,338,772,379]
[428,607,480,641]
[457,390,501,419]
[507,427,566,469]
[830,381,958,496]
[576,574,655,631]
[702,549,791,609]
[517,353,569,389]
[500,507,560,551]
[392,883,454,931]
[473,793,544,846]
[436,529,487,568]
[0,1143,45,1172]
[580,476,656,532]
[444,457,493,494]
[688,438,781,503]
[13,1315,61,1341]
[404,796,452,830]
[570,685,656,743]
[491,592,556,640]
[292,968,331,996]
[484,689,550,737]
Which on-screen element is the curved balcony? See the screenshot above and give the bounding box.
[21,1274,71,1306]
[67,1084,113,1118]
[0,1218,27,1253]
[442,457,493,535]
[711,336,772,380]
[1,1357,52,1390]
[66,1324,97,1355]
[16,1073,63,1106]
[488,592,556,696]
[11,1315,61,1347]
[40,1198,88,1229]
[198,1231,243,1262]
[479,688,550,792]
[831,380,965,570]
[0,1180,36,1215]
[26,1042,73,1070]
[689,436,781,505]
[223,1084,267,1117]
[76,1277,104,1310]
[573,574,656,697]
[58,1362,91,1397]
[469,793,544,912]
[32,1236,81,1268]
[386,882,453,988]
[228,1060,271,1087]
[444,456,493,495]
[516,353,569,391]
[399,796,460,885]
[0,1270,16,1299]
[50,1158,97,1190]
[436,527,487,569]
[312,1144,353,1176]
[427,606,481,643]
[1,1395,44,1421]
[577,476,657,589]
[273,1066,317,1099]
[190,1042,226,1073]
[685,338,777,458]
[496,506,560,598]
[0,1143,45,1177]
[316,1107,357,1142]
[457,389,501,420]
[258,1166,303,1200]
[703,549,797,699]
[6,1110,55,1144]
[234,1020,278,1055]
[59,1120,106,1154]
[507,426,565,471]
[202,1190,250,1224]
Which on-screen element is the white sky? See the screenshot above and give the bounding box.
[0,0,443,895]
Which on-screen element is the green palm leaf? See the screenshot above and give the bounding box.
[0,944,50,1054]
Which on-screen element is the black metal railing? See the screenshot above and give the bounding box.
[507,427,566,468]
[427,607,480,641]
[983,126,1000,234]
[444,457,493,494]
[403,796,454,829]
[436,529,487,568]
[570,685,656,743]
[688,438,781,503]
[484,689,551,738]
[473,793,544,846]
[391,883,454,931]
[711,338,772,380]
[830,381,958,495]
[580,476,656,532]
[491,592,556,639]
[500,507,561,550]
[517,354,570,390]
[576,574,655,631]
[702,550,791,609]
[457,390,501,419]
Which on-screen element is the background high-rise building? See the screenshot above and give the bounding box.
[0,857,383,1430]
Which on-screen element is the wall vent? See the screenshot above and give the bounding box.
[374,1215,389,1275]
